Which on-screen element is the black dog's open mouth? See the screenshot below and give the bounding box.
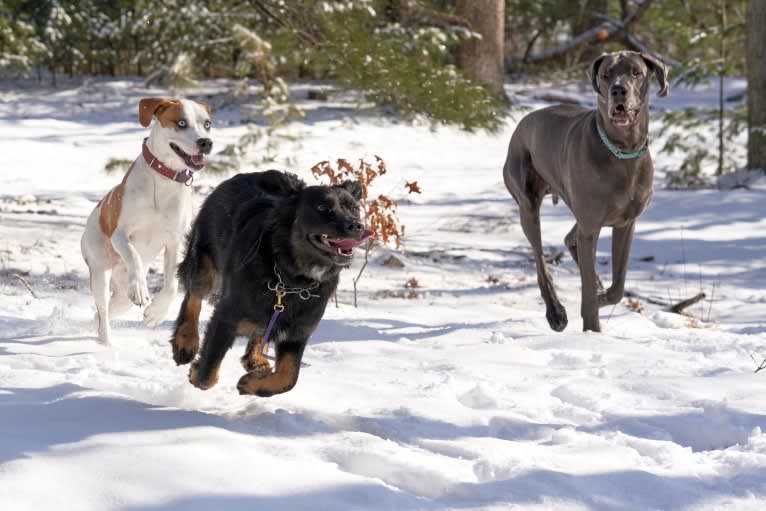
[170,142,205,170]
[309,229,375,263]
[610,105,637,126]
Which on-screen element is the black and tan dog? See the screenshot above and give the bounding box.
[170,170,372,396]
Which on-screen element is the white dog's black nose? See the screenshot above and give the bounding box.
[197,138,213,154]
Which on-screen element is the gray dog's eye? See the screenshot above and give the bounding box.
[176,119,187,129]
[317,204,328,213]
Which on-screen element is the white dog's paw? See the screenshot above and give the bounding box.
[143,296,170,328]
[128,278,151,307]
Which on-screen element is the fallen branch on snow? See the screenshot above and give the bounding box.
[625,290,707,316]
[669,292,706,314]
[10,273,38,299]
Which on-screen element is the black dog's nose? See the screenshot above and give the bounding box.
[346,220,363,232]
[197,138,213,154]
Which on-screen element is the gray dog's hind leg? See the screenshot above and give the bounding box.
[599,221,635,307]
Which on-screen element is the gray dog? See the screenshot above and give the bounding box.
[503,51,668,332]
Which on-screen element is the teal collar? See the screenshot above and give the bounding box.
[596,121,648,160]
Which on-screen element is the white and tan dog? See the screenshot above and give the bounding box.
[81,97,213,344]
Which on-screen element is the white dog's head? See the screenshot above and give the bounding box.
[139,97,212,171]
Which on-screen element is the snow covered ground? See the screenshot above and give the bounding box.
[0,76,765,511]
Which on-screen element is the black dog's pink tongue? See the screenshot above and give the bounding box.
[191,153,205,166]
[328,229,375,250]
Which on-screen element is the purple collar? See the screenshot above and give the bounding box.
[142,138,194,185]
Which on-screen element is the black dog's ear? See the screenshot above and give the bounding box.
[590,54,608,96]
[640,52,669,97]
[259,170,305,197]
[337,180,362,201]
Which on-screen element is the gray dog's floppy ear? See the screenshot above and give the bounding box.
[590,54,608,95]
[337,180,363,201]
[640,52,669,97]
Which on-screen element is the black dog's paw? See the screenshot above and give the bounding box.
[188,361,219,390]
[173,345,197,366]
[171,324,199,365]
[546,305,568,332]
[236,371,278,396]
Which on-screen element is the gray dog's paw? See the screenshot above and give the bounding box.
[546,305,568,332]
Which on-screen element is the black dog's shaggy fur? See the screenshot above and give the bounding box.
[170,170,367,396]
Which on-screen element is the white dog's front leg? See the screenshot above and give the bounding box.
[111,227,151,307]
[143,241,180,327]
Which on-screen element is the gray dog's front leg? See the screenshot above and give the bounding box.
[577,229,601,332]
[599,221,636,307]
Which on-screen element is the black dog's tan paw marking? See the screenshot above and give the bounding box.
[241,356,272,377]
[173,322,199,365]
[240,341,272,375]
[237,351,300,397]
[188,360,219,390]
[236,371,288,397]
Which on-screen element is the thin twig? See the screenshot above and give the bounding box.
[750,353,766,374]
[352,240,373,308]
[11,273,38,299]
[625,289,669,307]
[706,283,717,323]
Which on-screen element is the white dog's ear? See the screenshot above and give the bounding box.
[139,97,173,127]
[195,100,211,116]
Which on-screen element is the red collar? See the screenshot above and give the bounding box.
[142,138,194,185]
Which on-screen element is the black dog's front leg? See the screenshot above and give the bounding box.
[189,305,237,390]
[237,340,306,397]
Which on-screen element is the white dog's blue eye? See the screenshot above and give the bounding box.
[204,120,211,130]
[177,119,187,128]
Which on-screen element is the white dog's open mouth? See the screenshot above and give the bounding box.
[170,143,205,170]
[610,105,637,126]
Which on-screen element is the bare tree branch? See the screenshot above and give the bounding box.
[524,0,656,64]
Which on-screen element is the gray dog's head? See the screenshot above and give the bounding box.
[590,51,668,127]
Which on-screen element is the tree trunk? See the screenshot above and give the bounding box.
[455,0,505,97]
[747,0,766,171]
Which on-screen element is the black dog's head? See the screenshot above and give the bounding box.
[289,180,373,269]
[590,51,668,127]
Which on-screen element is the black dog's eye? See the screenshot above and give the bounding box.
[203,120,211,130]
[317,204,328,213]
[177,119,188,129]
[632,70,641,77]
